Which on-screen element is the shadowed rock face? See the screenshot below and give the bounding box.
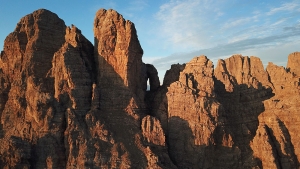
[1,8,300,169]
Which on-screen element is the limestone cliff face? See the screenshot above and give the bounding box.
[91,9,174,169]
[213,55,275,168]
[94,9,145,108]
[213,55,300,168]
[252,58,300,169]
[0,9,67,168]
[148,54,300,169]
[164,56,228,168]
[1,8,300,169]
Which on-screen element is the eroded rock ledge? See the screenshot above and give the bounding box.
[0,8,299,169]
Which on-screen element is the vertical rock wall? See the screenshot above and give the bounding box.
[0,9,67,168]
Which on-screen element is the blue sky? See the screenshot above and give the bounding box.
[1,0,300,81]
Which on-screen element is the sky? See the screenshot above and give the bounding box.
[1,0,300,81]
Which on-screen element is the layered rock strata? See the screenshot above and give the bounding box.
[0,8,300,169]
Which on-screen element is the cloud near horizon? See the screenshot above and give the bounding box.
[147,0,300,79]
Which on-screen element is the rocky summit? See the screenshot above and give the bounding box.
[0,8,300,169]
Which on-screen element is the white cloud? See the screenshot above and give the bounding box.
[155,0,224,51]
[149,0,300,80]
[151,25,300,78]
[270,18,288,27]
[142,56,164,64]
[221,16,258,30]
[267,2,299,15]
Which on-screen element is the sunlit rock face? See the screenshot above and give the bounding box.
[150,54,300,169]
[0,8,300,169]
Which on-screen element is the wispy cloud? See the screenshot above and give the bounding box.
[221,15,259,30]
[146,0,300,79]
[152,21,300,73]
[267,2,299,15]
[271,18,288,27]
[155,0,224,51]
[142,56,164,64]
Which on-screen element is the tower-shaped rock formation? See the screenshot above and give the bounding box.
[91,9,175,168]
[0,9,67,168]
[165,56,227,168]
[0,9,96,168]
[94,9,145,112]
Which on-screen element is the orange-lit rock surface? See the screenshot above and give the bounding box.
[0,8,300,169]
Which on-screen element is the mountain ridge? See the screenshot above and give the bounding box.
[0,8,299,169]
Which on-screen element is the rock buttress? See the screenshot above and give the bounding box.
[214,54,300,168]
[0,9,67,168]
[92,8,174,168]
[0,9,96,168]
